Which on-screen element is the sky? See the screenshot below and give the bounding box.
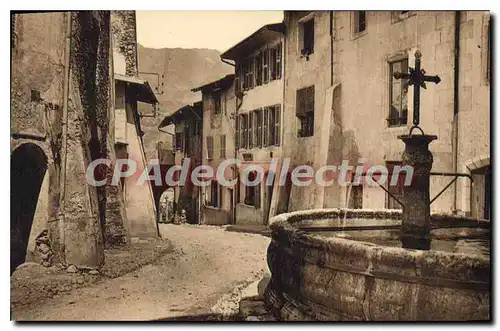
[136,11,284,52]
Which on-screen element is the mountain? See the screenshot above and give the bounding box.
[137,44,233,161]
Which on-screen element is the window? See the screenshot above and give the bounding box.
[296,86,315,137]
[239,114,248,148]
[270,43,282,80]
[192,119,202,136]
[349,185,363,209]
[220,135,226,159]
[386,161,404,209]
[255,109,263,147]
[243,59,254,90]
[175,132,184,151]
[235,64,242,94]
[244,171,260,208]
[354,11,366,34]
[263,49,269,84]
[388,58,409,127]
[206,136,214,160]
[213,91,222,114]
[255,53,263,86]
[300,18,314,56]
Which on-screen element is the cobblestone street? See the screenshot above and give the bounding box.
[12,224,270,321]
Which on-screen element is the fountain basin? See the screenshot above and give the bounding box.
[265,209,490,321]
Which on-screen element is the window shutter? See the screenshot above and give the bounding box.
[235,65,241,94]
[277,43,282,79]
[263,107,269,147]
[248,112,254,148]
[296,89,306,115]
[306,86,315,113]
[263,49,269,84]
[242,114,248,148]
[275,105,281,146]
[257,109,263,147]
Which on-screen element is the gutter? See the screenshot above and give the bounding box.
[452,11,460,213]
[221,58,235,67]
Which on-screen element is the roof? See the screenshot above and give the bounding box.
[220,22,285,60]
[190,74,235,93]
[158,101,203,128]
[115,74,158,104]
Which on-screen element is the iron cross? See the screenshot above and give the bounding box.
[393,50,441,128]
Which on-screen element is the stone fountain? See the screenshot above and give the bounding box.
[264,51,490,321]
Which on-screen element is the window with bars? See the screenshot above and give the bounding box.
[296,86,315,137]
[220,135,226,159]
[206,136,214,160]
[388,58,409,127]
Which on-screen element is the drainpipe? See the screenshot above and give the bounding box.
[452,11,460,213]
[58,12,72,259]
[330,11,334,86]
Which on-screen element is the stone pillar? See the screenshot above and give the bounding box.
[398,134,437,250]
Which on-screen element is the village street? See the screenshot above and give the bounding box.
[12,224,270,321]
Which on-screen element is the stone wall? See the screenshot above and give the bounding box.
[111,11,138,77]
[11,11,126,269]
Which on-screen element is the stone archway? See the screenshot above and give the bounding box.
[11,143,48,273]
[158,188,174,223]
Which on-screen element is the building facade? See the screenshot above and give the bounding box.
[281,11,490,218]
[221,23,287,225]
[193,75,237,225]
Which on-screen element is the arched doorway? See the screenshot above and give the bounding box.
[158,188,174,223]
[471,164,492,220]
[11,143,48,273]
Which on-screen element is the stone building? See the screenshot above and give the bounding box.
[280,11,490,218]
[10,11,159,273]
[192,75,237,225]
[158,101,203,224]
[220,23,287,225]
